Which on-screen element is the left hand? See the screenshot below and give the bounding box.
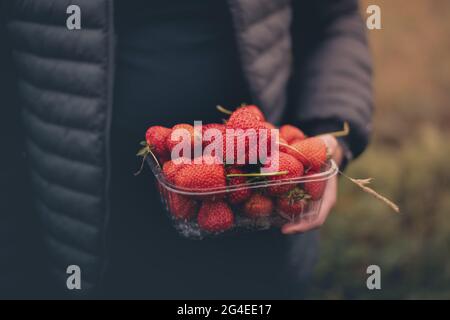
[281,134,343,234]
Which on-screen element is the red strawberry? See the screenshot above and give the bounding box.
[202,123,226,139]
[264,152,304,195]
[288,137,328,171]
[166,124,201,159]
[145,126,172,161]
[276,187,310,219]
[290,138,305,145]
[280,125,306,143]
[222,126,260,165]
[243,193,273,218]
[202,123,226,158]
[226,167,252,204]
[162,159,188,184]
[197,201,234,232]
[262,122,276,130]
[227,108,263,131]
[238,105,265,121]
[304,171,326,200]
[174,160,226,191]
[167,193,198,220]
[226,108,269,165]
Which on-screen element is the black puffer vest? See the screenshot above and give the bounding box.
[4,0,372,293]
[5,0,293,292]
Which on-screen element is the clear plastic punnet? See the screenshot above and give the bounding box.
[147,157,339,239]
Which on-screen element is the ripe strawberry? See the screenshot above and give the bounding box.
[238,105,265,121]
[243,193,274,218]
[227,108,263,131]
[174,160,226,191]
[304,171,326,200]
[226,108,272,165]
[226,167,252,204]
[167,193,198,220]
[145,126,172,161]
[288,137,328,171]
[197,201,234,232]
[202,123,226,138]
[166,123,201,158]
[280,125,306,144]
[262,122,276,130]
[289,138,305,145]
[202,123,226,158]
[222,126,260,165]
[276,187,310,219]
[264,152,304,195]
[162,159,188,184]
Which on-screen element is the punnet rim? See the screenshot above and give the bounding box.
[146,157,338,196]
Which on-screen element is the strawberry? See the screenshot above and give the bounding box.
[202,123,226,158]
[226,108,271,165]
[226,167,252,204]
[167,193,198,220]
[289,138,305,145]
[227,108,263,131]
[276,187,310,219]
[222,126,260,165]
[238,105,265,121]
[145,126,172,161]
[202,123,226,139]
[197,201,234,232]
[166,123,201,159]
[174,159,226,191]
[279,125,306,144]
[288,137,328,171]
[243,193,273,218]
[304,171,326,201]
[264,152,304,195]
[262,122,276,130]
[162,159,188,184]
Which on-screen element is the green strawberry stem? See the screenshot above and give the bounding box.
[216,105,233,115]
[226,171,288,178]
[134,144,161,176]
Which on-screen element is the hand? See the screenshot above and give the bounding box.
[281,134,343,234]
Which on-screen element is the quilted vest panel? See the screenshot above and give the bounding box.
[5,0,293,293]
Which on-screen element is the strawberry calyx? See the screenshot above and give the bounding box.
[134,141,161,176]
[285,187,311,206]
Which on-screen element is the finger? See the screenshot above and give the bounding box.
[281,218,322,234]
[318,134,338,154]
[281,177,337,234]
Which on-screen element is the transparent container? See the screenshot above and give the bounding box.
[147,158,338,239]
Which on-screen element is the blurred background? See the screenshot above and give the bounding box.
[310,0,450,299]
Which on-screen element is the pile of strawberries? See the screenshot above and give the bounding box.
[141,105,330,234]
